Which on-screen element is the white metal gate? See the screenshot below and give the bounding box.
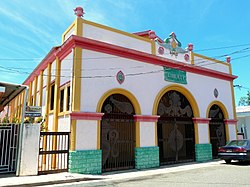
[0,124,19,174]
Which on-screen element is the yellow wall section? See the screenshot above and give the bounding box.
[70,47,83,151]
[38,71,43,107]
[33,76,38,106]
[53,57,61,132]
[44,63,51,131]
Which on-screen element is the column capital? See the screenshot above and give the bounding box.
[70,112,104,120]
[192,118,211,124]
[224,119,238,125]
[134,115,160,122]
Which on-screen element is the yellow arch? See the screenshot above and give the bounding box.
[207,101,229,142]
[152,84,200,117]
[96,88,141,149]
[96,88,141,114]
[206,101,229,119]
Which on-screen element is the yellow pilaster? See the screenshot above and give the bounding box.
[53,57,61,132]
[38,71,43,107]
[194,123,199,144]
[190,51,194,65]
[20,91,25,121]
[135,122,140,148]
[75,17,83,36]
[151,40,156,55]
[97,120,101,149]
[33,76,38,106]
[44,63,51,131]
[28,81,33,106]
[71,47,82,151]
[155,122,158,146]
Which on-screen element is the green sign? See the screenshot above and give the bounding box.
[163,67,187,84]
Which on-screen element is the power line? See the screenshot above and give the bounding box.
[194,43,250,52]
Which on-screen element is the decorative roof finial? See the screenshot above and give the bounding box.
[148,30,156,40]
[188,43,193,51]
[74,7,84,18]
[226,56,231,63]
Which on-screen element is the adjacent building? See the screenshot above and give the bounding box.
[7,7,237,174]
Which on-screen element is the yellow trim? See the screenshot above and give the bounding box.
[33,76,38,106]
[230,81,237,119]
[190,51,194,65]
[153,84,200,145]
[96,88,141,149]
[38,71,43,107]
[72,47,82,112]
[151,40,156,55]
[97,120,101,149]
[194,122,199,144]
[155,122,158,146]
[62,21,76,43]
[75,17,83,36]
[193,53,230,67]
[70,47,82,150]
[206,101,229,119]
[207,101,229,142]
[53,57,61,132]
[152,84,200,117]
[70,120,76,151]
[44,63,51,131]
[28,82,32,106]
[82,19,152,43]
[135,121,140,148]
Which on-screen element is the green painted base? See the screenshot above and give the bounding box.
[195,144,212,162]
[69,150,102,174]
[135,146,159,169]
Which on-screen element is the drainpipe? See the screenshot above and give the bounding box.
[16,86,29,176]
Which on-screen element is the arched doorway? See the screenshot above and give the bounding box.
[208,104,226,158]
[157,90,195,165]
[101,94,135,172]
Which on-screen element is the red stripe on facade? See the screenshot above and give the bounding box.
[70,112,104,120]
[224,119,238,124]
[192,118,211,123]
[134,115,160,122]
[23,35,237,85]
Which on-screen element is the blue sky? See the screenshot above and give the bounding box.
[0,0,249,105]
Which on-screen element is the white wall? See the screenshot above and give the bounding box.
[82,23,152,54]
[80,50,234,120]
[193,55,230,74]
[140,122,155,147]
[60,52,73,86]
[58,116,70,132]
[228,124,237,140]
[198,124,209,144]
[18,124,40,176]
[75,120,97,150]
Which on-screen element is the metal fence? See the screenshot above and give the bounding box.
[0,124,19,174]
[38,132,70,175]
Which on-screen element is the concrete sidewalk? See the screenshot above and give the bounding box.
[0,160,222,187]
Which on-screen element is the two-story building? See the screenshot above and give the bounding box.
[8,7,237,174]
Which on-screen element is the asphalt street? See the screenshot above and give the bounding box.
[55,161,250,187]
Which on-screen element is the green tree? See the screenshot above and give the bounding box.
[238,91,250,106]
